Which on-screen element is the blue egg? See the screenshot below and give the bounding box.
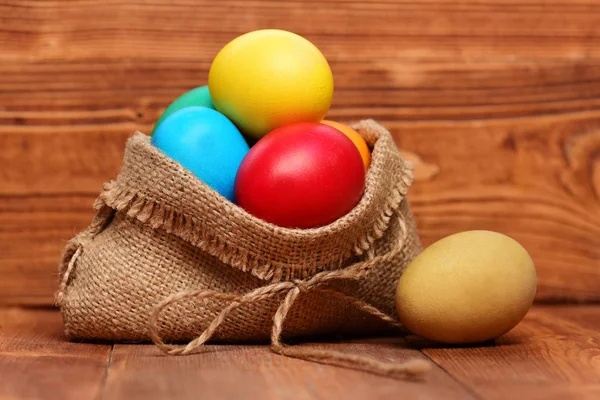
[151,106,249,201]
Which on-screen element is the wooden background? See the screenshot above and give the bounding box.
[1,0,599,306]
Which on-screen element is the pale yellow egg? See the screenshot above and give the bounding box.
[395,230,537,344]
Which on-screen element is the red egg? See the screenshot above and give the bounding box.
[235,122,365,228]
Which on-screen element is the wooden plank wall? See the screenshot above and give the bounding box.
[1,0,599,306]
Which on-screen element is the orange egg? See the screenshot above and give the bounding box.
[321,120,370,171]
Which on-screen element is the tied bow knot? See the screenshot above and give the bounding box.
[148,215,431,380]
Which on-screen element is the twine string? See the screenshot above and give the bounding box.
[148,213,430,379]
[56,246,82,305]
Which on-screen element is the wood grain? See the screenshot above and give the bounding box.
[0,307,473,400]
[413,306,600,400]
[394,114,600,302]
[98,340,472,400]
[0,308,112,400]
[3,306,600,399]
[1,0,600,305]
[547,304,600,331]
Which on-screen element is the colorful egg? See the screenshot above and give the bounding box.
[321,120,371,171]
[396,230,537,344]
[235,122,365,228]
[151,106,249,201]
[209,30,334,139]
[152,86,214,135]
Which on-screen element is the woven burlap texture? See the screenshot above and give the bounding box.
[57,119,421,349]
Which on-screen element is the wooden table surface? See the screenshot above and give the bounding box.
[1,306,599,400]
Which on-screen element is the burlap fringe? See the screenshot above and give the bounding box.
[92,122,414,283]
[56,119,429,380]
[148,211,431,380]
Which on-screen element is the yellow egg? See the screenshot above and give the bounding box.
[209,30,334,139]
[321,120,371,171]
[395,230,536,344]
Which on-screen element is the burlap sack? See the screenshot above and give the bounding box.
[57,119,426,377]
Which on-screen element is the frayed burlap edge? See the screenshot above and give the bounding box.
[56,119,431,381]
[89,119,414,283]
[146,204,430,380]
